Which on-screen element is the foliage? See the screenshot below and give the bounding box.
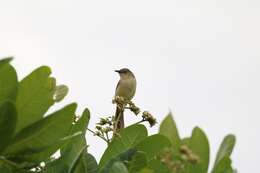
[0,58,236,173]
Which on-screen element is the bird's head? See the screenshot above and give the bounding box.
[115,68,135,79]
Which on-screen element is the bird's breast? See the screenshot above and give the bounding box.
[115,78,136,100]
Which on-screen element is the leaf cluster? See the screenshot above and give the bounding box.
[0,58,97,173]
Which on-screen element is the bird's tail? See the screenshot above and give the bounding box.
[115,107,124,131]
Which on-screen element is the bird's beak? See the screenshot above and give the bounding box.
[115,70,120,73]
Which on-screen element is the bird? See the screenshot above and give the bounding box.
[114,68,137,130]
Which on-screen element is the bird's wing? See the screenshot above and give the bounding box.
[115,80,121,95]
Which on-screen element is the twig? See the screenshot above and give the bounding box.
[130,119,146,126]
[113,108,124,134]
[105,132,110,143]
[87,128,110,144]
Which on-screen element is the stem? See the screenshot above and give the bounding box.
[130,119,146,126]
[105,132,110,143]
[113,106,124,134]
[87,128,110,144]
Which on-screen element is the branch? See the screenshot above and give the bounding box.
[87,128,110,144]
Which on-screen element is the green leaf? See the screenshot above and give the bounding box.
[139,168,154,173]
[147,159,171,173]
[61,108,90,155]
[128,151,147,173]
[109,162,128,173]
[3,103,77,156]
[0,157,30,173]
[67,109,94,173]
[135,134,171,160]
[85,153,98,173]
[23,109,90,163]
[70,108,90,136]
[181,137,190,145]
[42,134,87,173]
[0,61,18,104]
[73,153,98,173]
[22,131,82,163]
[0,102,17,152]
[99,124,148,170]
[71,109,95,173]
[59,135,87,173]
[15,66,56,133]
[42,108,90,173]
[184,127,210,173]
[212,135,236,173]
[213,135,236,169]
[159,113,181,153]
[0,57,13,69]
[212,157,232,173]
[54,85,69,102]
[100,149,137,173]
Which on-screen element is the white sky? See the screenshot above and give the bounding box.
[1,0,260,172]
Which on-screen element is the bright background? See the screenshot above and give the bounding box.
[1,0,259,172]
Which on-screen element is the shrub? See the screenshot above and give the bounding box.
[0,58,236,173]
